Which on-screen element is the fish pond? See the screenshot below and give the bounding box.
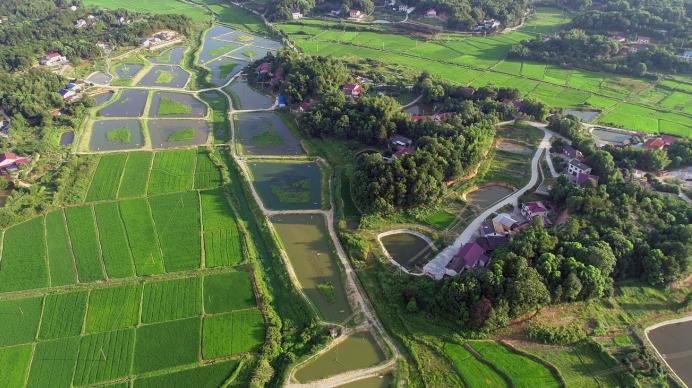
[148,119,210,149]
[465,185,514,210]
[149,92,207,118]
[147,46,186,65]
[137,65,190,88]
[199,26,242,64]
[248,161,321,210]
[87,71,113,85]
[271,214,352,322]
[113,63,144,80]
[230,46,273,61]
[592,128,633,145]
[97,90,148,117]
[564,108,600,122]
[207,57,245,86]
[403,103,434,115]
[92,91,115,105]
[294,331,386,383]
[227,77,274,110]
[648,319,692,386]
[236,113,302,156]
[89,119,144,151]
[380,232,433,272]
[59,131,74,146]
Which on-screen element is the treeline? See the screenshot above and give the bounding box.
[509,29,691,76]
[0,0,194,71]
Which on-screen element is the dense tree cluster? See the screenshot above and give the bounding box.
[0,0,194,71]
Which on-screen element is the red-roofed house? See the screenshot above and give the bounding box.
[0,152,30,174]
[424,8,437,17]
[445,242,490,275]
[40,52,67,66]
[393,146,415,158]
[521,201,549,220]
[349,9,364,20]
[410,115,427,122]
[660,135,679,147]
[342,83,364,98]
[256,62,272,76]
[642,137,665,150]
[611,34,627,43]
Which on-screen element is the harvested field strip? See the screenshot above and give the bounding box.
[0,344,32,387]
[141,277,201,324]
[149,191,201,272]
[94,202,136,278]
[469,341,561,388]
[73,328,135,386]
[86,153,127,202]
[119,198,165,276]
[0,217,48,292]
[85,283,142,333]
[134,318,201,374]
[0,297,43,347]
[132,359,240,388]
[148,149,196,195]
[200,189,243,267]
[195,148,222,190]
[27,336,80,388]
[444,343,508,387]
[203,271,256,313]
[202,309,265,359]
[65,206,106,282]
[118,152,153,199]
[45,210,78,286]
[38,291,88,340]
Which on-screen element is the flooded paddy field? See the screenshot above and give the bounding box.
[236,112,302,156]
[148,119,210,149]
[294,331,386,383]
[113,63,144,80]
[136,65,190,88]
[97,90,148,117]
[270,214,352,322]
[207,57,245,86]
[89,119,144,151]
[147,46,186,65]
[60,131,75,146]
[648,319,692,386]
[248,161,321,210]
[149,91,207,118]
[87,71,113,85]
[465,185,514,210]
[92,91,115,105]
[380,232,433,272]
[226,77,274,110]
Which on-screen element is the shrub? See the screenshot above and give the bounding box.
[525,323,586,345]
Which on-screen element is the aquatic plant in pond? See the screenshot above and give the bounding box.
[236,112,303,156]
[249,162,321,210]
[137,65,190,88]
[89,120,144,151]
[250,130,284,147]
[149,92,207,118]
[148,120,210,149]
[270,178,310,203]
[107,127,131,144]
[154,70,174,84]
[168,128,195,142]
[158,97,192,115]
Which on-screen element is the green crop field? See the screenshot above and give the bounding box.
[149,191,202,271]
[38,291,88,340]
[141,277,201,323]
[86,154,127,202]
[134,318,201,373]
[200,189,243,267]
[94,202,136,278]
[73,328,135,385]
[118,198,166,275]
[0,298,43,347]
[133,359,240,388]
[470,341,560,388]
[118,152,153,198]
[204,272,256,313]
[148,150,196,194]
[84,0,210,20]
[65,205,106,282]
[85,284,142,333]
[195,148,223,189]
[202,309,265,359]
[0,217,48,292]
[45,210,78,286]
[444,343,507,387]
[27,337,80,388]
[0,345,32,387]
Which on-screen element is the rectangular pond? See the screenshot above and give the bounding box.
[149,92,207,118]
[97,90,148,117]
[199,26,242,64]
[89,119,144,151]
[113,63,144,80]
[248,161,321,210]
[136,65,190,88]
[648,319,692,386]
[226,78,274,110]
[147,46,187,65]
[293,331,385,383]
[148,119,210,149]
[87,72,113,85]
[207,57,245,86]
[236,112,302,156]
[270,214,352,322]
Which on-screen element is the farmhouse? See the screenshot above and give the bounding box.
[342,83,364,98]
[570,172,600,187]
[291,12,303,20]
[521,201,549,220]
[141,31,179,49]
[492,213,518,234]
[398,4,410,12]
[640,136,679,150]
[611,34,627,43]
[424,8,437,18]
[59,89,77,100]
[568,158,592,176]
[393,146,415,158]
[445,242,490,276]
[349,9,364,20]
[476,235,508,252]
[39,52,67,66]
[0,152,30,174]
[637,35,652,44]
[391,134,413,148]
[562,145,582,160]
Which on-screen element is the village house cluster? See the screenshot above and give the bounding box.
[141,31,180,50]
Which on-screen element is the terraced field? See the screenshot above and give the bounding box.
[0,149,262,387]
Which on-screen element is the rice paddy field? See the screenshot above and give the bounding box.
[277,9,692,136]
[0,148,263,387]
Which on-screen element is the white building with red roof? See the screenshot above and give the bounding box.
[521,201,549,220]
[342,83,364,98]
[424,8,437,17]
[0,152,30,174]
[39,52,67,66]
